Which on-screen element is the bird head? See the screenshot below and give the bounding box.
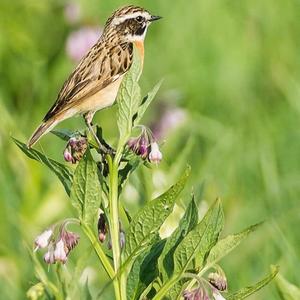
[103,5,162,42]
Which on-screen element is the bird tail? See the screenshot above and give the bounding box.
[27,118,58,148]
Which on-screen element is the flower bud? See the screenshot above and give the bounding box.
[54,239,68,264]
[97,213,107,243]
[63,148,73,162]
[148,142,162,164]
[34,229,53,251]
[208,272,227,291]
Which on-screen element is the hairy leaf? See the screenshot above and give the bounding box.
[123,166,191,265]
[158,196,198,281]
[81,280,93,300]
[134,80,163,125]
[13,138,73,195]
[173,198,224,276]
[70,150,101,224]
[127,237,165,300]
[203,222,262,273]
[227,266,279,300]
[51,128,75,141]
[117,46,142,141]
[274,270,300,300]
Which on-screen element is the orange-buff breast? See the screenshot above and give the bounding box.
[134,40,144,66]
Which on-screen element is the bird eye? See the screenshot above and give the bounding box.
[136,16,143,23]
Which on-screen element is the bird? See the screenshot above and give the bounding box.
[27,5,161,151]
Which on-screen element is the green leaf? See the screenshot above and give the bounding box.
[118,157,141,192]
[123,166,191,265]
[134,80,163,126]
[158,196,198,281]
[202,222,262,274]
[127,236,165,300]
[274,270,300,300]
[227,266,279,300]
[13,138,73,195]
[51,128,75,141]
[173,198,224,276]
[81,280,93,300]
[70,150,101,224]
[117,46,142,141]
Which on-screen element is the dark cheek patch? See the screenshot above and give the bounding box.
[136,25,146,36]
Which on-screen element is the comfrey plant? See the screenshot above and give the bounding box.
[16,49,278,300]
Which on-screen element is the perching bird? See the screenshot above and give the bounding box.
[27,5,161,150]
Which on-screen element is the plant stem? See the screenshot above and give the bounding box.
[107,155,123,300]
[81,223,114,279]
[152,276,178,300]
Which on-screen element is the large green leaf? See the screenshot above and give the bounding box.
[158,196,198,281]
[227,266,279,300]
[127,236,165,300]
[117,46,142,141]
[134,80,163,126]
[202,222,262,274]
[275,270,300,300]
[153,199,224,300]
[70,150,101,224]
[123,166,191,265]
[13,138,73,195]
[173,198,224,275]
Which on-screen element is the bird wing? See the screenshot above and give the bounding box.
[43,41,133,121]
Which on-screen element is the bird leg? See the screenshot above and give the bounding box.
[83,112,111,155]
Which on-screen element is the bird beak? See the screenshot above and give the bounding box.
[150,15,162,22]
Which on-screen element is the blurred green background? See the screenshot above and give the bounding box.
[0,0,299,299]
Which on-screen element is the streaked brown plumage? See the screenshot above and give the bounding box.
[27,5,161,148]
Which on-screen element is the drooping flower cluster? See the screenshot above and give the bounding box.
[63,136,88,164]
[127,127,162,164]
[34,222,80,265]
[182,270,227,300]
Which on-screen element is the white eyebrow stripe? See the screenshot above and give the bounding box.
[112,12,151,26]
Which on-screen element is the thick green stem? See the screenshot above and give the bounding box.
[152,276,178,300]
[81,223,114,279]
[107,155,123,300]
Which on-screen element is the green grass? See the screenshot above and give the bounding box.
[0,0,299,299]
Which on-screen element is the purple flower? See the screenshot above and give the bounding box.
[148,142,162,164]
[63,136,88,163]
[152,106,187,140]
[66,26,102,62]
[61,230,80,252]
[64,1,81,24]
[63,148,73,162]
[44,248,55,264]
[183,287,209,300]
[139,135,149,159]
[208,272,227,291]
[34,229,53,251]
[54,239,68,264]
[127,128,155,160]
